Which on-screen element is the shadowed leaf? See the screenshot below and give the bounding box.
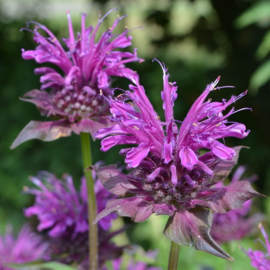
[163,206,233,260]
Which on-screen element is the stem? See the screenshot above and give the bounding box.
[80,132,98,270]
[168,241,180,270]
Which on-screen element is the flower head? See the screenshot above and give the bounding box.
[244,224,270,269]
[24,170,116,238]
[24,170,122,268]
[11,9,142,149]
[49,227,124,268]
[92,60,261,260]
[0,225,47,270]
[210,166,263,244]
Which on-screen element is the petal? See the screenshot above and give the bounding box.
[170,165,178,186]
[10,120,72,149]
[125,143,150,168]
[95,197,153,223]
[100,135,137,152]
[179,146,198,170]
[98,71,110,89]
[210,140,236,160]
[163,206,233,260]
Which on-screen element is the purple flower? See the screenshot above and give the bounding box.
[24,170,116,238]
[210,166,263,244]
[92,60,262,260]
[11,9,142,149]
[24,170,124,268]
[49,227,124,268]
[0,225,47,270]
[244,224,270,269]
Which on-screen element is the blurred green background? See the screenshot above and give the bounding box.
[1,0,270,269]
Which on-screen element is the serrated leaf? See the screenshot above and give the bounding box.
[249,60,270,94]
[7,261,76,270]
[235,2,270,28]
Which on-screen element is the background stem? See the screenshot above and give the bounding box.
[80,132,98,270]
[168,241,180,270]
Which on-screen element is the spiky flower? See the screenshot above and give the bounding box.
[243,224,270,269]
[11,9,142,149]
[49,227,124,268]
[0,225,47,270]
[24,170,121,267]
[24,170,116,237]
[211,166,263,244]
[92,60,261,260]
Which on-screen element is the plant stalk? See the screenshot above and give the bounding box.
[168,241,180,270]
[80,132,98,270]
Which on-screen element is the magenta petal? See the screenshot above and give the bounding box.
[95,197,153,223]
[125,144,150,168]
[164,141,173,164]
[179,146,198,170]
[10,120,72,149]
[98,71,109,89]
[205,181,263,214]
[163,206,233,260]
[91,165,135,196]
[210,140,236,160]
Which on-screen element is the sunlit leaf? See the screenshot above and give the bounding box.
[255,30,270,60]
[249,60,270,94]
[235,2,270,28]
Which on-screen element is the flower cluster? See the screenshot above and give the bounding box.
[24,170,116,236]
[92,60,261,260]
[0,225,47,270]
[11,9,142,149]
[24,170,120,267]
[210,166,263,244]
[244,224,270,269]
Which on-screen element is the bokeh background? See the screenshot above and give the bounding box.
[1,0,270,269]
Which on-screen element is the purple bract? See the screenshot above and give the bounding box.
[211,166,263,244]
[11,9,142,149]
[0,225,47,270]
[92,60,262,260]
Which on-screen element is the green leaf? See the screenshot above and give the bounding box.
[7,261,77,270]
[249,60,270,94]
[255,30,270,60]
[235,2,270,28]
